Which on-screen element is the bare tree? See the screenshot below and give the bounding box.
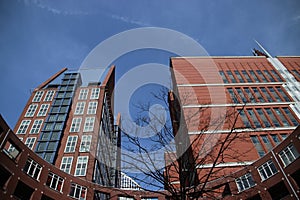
[121,86,248,199]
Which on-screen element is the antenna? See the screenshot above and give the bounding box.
[254,39,272,58]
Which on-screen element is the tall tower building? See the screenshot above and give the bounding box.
[168,53,300,198]
[12,66,121,187]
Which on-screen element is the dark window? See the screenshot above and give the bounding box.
[282,107,299,126]
[0,165,11,189]
[275,87,290,101]
[271,70,284,82]
[13,181,34,200]
[246,194,262,200]
[41,194,54,200]
[291,169,300,188]
[268,181,289,200]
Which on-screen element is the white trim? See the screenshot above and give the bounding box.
[182,102,294,108]
[196,161,254,169]
[188,126,297,134]
[177,82,285,87]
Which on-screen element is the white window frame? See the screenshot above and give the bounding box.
[24,157,42,180]
[279,144,299,167]
[79,89,88,100]
[75,156,88,176]
[25,104,38,117]
[90,88,100,99]
[257,160,278,181]
[46,172,64,192]
[37,104,50,116]
[30,119,43,134]
[87,101,98,114]
[235,173,255,192]
[74,102,86,115]
[44,90,55,101]
[17,120,31,134]
[25,137,36,150]
[70,118,82,132]
[83,117,95,132]
[60,156,73,174]
[79,135,92,152]
[69,183,87,200]
[64,136,78,153]
[32,91,44,102]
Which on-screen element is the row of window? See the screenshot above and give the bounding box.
[32,90,55,102]
[239,107,298,128]
[17,119,43,134]
[251,134,286,157]
[236,144,299,192]
[70,117,95,133]
[78,88,100,100]
[219,69,283,84]
[227,86,290,104]
[64,135,92,153]
[74,101,98,115]
[59,156,89,176]
[25,104,50,117]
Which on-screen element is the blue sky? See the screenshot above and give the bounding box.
[0,0,300,128]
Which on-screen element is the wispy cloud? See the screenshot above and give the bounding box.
[110,14,152,27]
[293,15,300,21]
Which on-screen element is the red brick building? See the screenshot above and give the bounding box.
[168,54,300,198]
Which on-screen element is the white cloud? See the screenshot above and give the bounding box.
[110,14,152,27]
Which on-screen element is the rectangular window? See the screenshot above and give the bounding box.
[263,70,275,82]
[25,104,38,117]
[90,88,100,99]
[46,172,64,192]
[79,89,88,100]
[64,136,78,153]
[25,137,36,150]
[3,140,21,160]
[271,70,284,82]
[252,88,265,102]
[37,104,50,116]
[241,70,252,82]
[44,90,55,101]
[282,107,298,126]
[79,135,92,152]
[32,91,44,102]
[260,87,273,102]
[74,102,86,115]
[271,135,281,145]
[227,88,239,103]
[234,70,244,82]
[30,119,43,134]
[226,70,237,83]
[87,102,98,114]
[17,120,31,134]
[23,158,42,180]
[83,117,95,132]
[75,156,88,176]
[265,108,280,127]
[235,173,255,192]
[244,87,255,103]
[250,136,265,157]
[249,70,259,82]
[268,87,282,102]
[258,160,278,181]
[70,118,82,132]
[273,108,290,126]
[238,109,251,128]
[60,157,73,174]
[256,70,267,82]
[279,144,299,167]
[219,71,229,83]
[235,88,247,103]
[69,183,87,200]
[247,109,262,128]
[256,108,271,128]
[261,135,273,151]
[275,87,290,102]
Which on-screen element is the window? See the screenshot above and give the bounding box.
[219,71,229,83]
[25,137,36,149]
[258,160,278,181]
[90,88,100,99]
[281,134,287,140]
[282,107,298,126]
[235,173,255,192]
[3,140,21,160]
[227,88,239,103]
[247,109,262,128]
[32,91,44,102]
[256,70,267,82]
[70,118,82,132]
[241,70,252,82]
[69,183,87,200]
[87,102,98,114]
[75,156,88,176]
[256,108,271,127]
[74,102,85,115]
[25,104,38,117]
[249,70,259,82]
[23,158,42,180]
[80,135,92,152]
[37,104,50,116]
[235,88,247,103]
[64,136,78,153]
[30,119,43,134]
[79,89,88,100]
[260,87,273,102]
[271,70,284,82]
[234,70,244,82]
[44,90,55,101]
[271,135,280,145]
[268,87,282,102]
[238,109,251,128]
[252,88,265,102]
[263,70,275,82]
[13,181,34,200]
[60,157,73,174]
[275,87,290,102]
[261,135,272,152]
[226,70,237,83]
[83,117,95,132]
[46,172,64,192]
[273,108,290,126]
[250,136,265,157]
[279,144,299,167]
[244,87,255,103]
[265,108,280,127]
[17,120,31,134]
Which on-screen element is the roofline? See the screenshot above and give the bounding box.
[36,67,68,90]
